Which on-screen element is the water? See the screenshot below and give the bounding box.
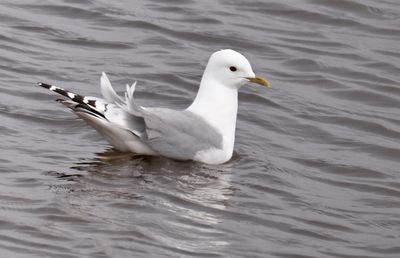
[1,0,399,257]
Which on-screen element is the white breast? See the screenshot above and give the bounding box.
[187,80,239,164]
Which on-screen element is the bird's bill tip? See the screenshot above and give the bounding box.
[246,76,270,87]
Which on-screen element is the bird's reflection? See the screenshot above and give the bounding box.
[49,148,237,255]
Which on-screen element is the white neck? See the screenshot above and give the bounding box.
[187,77,238,157]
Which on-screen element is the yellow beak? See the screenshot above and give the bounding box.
[246,75,270,87]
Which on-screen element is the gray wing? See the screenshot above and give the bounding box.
[104,104,146,137]
[101,73,223,159]
[141,108,223,160]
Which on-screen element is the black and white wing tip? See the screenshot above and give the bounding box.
[37,82,106,118]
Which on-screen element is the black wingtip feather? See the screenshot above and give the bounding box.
[38,82,51,89]
[37,82,106,119]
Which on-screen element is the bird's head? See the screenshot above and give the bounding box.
[203,49,269,90]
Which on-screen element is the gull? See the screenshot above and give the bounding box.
[38,49,269,164]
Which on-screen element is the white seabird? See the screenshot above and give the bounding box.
[38,49,269,164]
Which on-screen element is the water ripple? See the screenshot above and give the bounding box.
[1,0,400,257]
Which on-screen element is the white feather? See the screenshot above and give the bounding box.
[100,72,124,105]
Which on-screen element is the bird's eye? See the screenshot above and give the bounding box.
[229,66,237,72]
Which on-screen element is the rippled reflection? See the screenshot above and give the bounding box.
[53,149,235,255]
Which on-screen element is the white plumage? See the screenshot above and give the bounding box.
[38,49,269,164]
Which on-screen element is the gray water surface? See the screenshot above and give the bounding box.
[1,0,400,257]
